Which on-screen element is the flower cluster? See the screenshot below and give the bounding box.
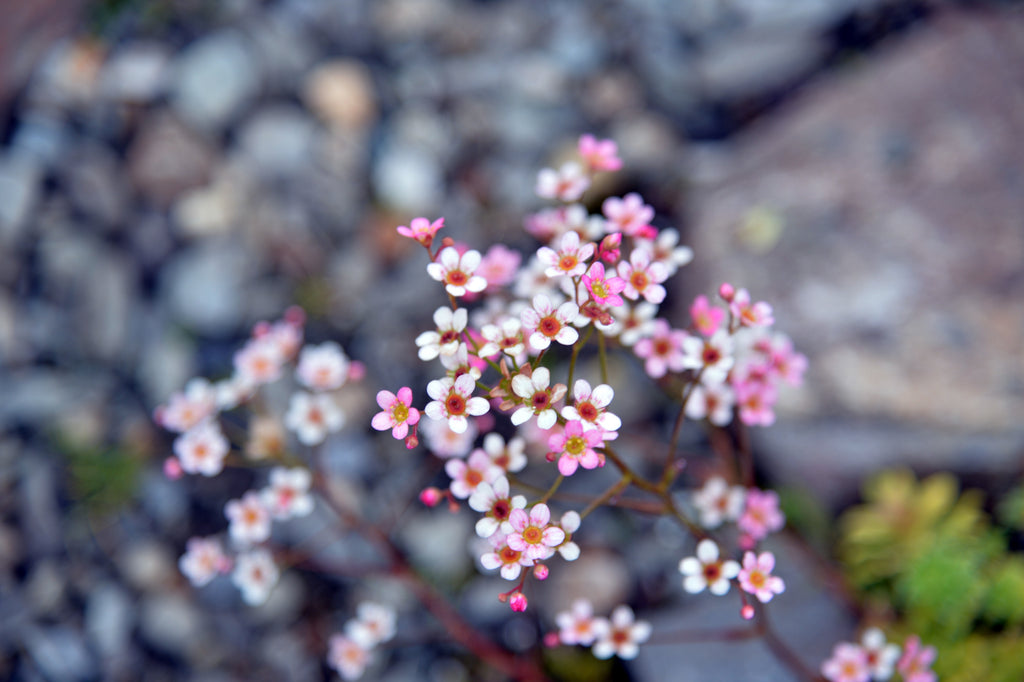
[327,602,397,681]
[551,600,652,661]
[821,629,935,682]
[157,311,362,606]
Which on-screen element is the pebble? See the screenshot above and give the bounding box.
[22,625,99,682]
[127,112,216,207]
[0,155,42,244]
[170,31,260,131]
[302,60,377,132]
[235,105,317,175]
[160,239,259,335]
[99,42,170,103]
[85,582,135,658]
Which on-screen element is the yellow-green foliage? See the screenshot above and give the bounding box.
[838,469,1024,682]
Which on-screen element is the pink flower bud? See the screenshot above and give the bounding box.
[419,487,443,507]
[741,604,755,620]
[509,592,528,612]
[284,305,306,327]
[533,564,549,580]
[543,632,561,648]
[347,361,366,381]
[405,430,419,450]
[545,451,557,463]
[163,457,183,480]
[719,282,735,302]
[739,533,755,551]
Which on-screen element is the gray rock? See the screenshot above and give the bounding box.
[99,42,170,103]
[160,239,261,335]
[118,539,176,593]
[128,112,216,207]
[694,29,824,100]
[171,31,261,131]
[64,144,128,228]
[85,582,135,658]
[372,141,443,213]
[18,454,62,556]
[8,112,69,167]
[22,625,99,682]
[139,593,206,658]
[235,105,317,175]
[25,560,66,616]
[0,155,42,244]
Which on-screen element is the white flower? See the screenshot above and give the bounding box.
[327,635,370,681]
[426,246,487,297]
[179,536,229,587]
[418,416,477,459]
[556,599,599,646]
[233,336,285,386]
[424,374,489,434]
[225,491,271,546]
[296,341,350,391]
[535,161,590,202]
[591,606,651,660]
[173,419,229,477]
[156,377,217,433]
[679,539,740,595]
[520,294,580,352]
[415,306,468,361]
[232,548,279,605]
[692,476,746,529]
[285,391,345,446]
[510,367,566,430]
[261,467,314,519]
[862,627,901,680]
[346,602,397,648]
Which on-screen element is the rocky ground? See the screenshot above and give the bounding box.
[1,0,1022,680]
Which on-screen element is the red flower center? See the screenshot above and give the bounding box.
[539,316,560,337]
[446,394,467,415]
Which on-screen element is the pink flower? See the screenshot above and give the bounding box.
[581,262,627,308]
[506,503,566,562]
[536,161,590,202]
[445,449,502,499]
[424,374,489,434]
[468,474,527,538]
[232,548,279,605]
[536,230,595,278]
[602,193,654,237]
[426,246,487,297]
[155,378,217,433]
[561,379,621,436]
[578,134,622,172]
[735,379,778,427]
[738,488,785,541]
[296,341,350,391]
[690,294,725,336]
[547,419,605,476]
[769,334,808,387]
[225,491,272,545]
[679,539,740,596]
[509,592,528,612]
[521,294,580,352]
[477,244,521,290]
[285,391,346,445]
[617,248,668,304]
[179,537,231,587]
[327,634,371,681]
[173,420,229,477]
[633,319,689,379]
[396,216,444,248]
[738,551,785,603]
[730,288,774,328]
[556,599,601,645]
[897,636,937,682]
[510,367,567,430]
[371,387,420,440]
[821,643,871,682]
[591,606,652,660]
[261,467,314,519]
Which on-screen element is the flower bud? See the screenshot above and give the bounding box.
[163,457,183,480]
[533,564,549,580]
[741,604,755,620]
[419,487,443,507]
[718,282,735,302]
[509,592,528,612]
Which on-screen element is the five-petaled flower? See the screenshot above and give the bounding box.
[426,246,487,297]
[371,387,420,440]
[505,503,566,562]
[521,294,580,352]
[738,551,786,603]
[396,216,444,248]
[510,366,567,430]
[679,539,740,596]
[591,605,652,660]
[424,374,489,434]
[547,419,605,476]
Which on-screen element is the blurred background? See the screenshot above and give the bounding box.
[1,0,1023,680]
